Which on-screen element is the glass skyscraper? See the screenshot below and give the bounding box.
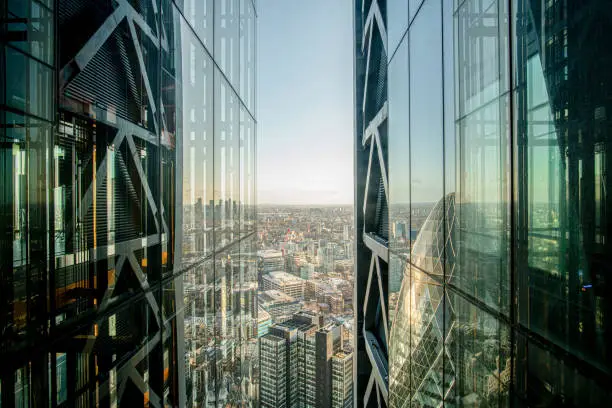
[1,0,257,406]
[353,0,390,406]
[381,0,612,406]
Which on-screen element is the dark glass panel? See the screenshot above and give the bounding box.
[183,259,216,406]
[5,48,52,120]
[0,112,51,343]
[446,291,511,406]
[514,332,609,407]
[513,0,612,376]
[7,0,54,65]
[453,0,510,315]
[453,96,510,314]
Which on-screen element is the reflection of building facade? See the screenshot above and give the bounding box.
[385,0,612,406]
[0,0,257,406]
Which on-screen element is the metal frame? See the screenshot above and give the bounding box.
[354,1,388,406]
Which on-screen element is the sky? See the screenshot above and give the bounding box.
[257,0,354,205]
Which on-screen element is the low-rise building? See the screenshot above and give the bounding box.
[262,271,305,299]
[258,290,302,323]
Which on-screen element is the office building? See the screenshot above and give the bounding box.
[331,350,354,408]
[259,335,287,408]
[258,290,302,323]
[258,312,352,408]
[353,0,390,405]
[315,324,344,408]
[356,0,612,406]
[0,0,257,406]
[300,263,315,280]
[258,312,319,408]
[262,271,306,298]
[269,312,320,408]
[257,249,284,276]
[257,306,272,338]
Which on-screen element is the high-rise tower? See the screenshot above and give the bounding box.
[353,0,390,406]
[381,0,612,406]
[0,0,257,406]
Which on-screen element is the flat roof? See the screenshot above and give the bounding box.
[264,271,305,284]
[257,249,283,258]
[258,289,296,303]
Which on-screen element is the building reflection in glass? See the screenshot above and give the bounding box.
[1,0,257,406]
[387,0,612,406]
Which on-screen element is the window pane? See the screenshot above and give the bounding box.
[453,0,510,315]
[215,0,240,89]
[215,68,240,249]
[389,36,410,259]
[240,0,256,112]
[175,0,214,50]
[455,0,508,118]
[388,0,408,58]
[453,96,510,314]
[513,0,612,378]
[446,292,511,405]
[409,0,443,278]
[180,17,214,265]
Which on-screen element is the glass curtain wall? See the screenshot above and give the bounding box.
[0,0,257,406]
[387,0,612,406]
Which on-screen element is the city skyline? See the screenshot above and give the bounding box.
[2,1,611,407]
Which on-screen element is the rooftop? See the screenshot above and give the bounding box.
[264,271,305,284]
[257,249,283,258]
[258,289,297,304]
[274,311,319,332]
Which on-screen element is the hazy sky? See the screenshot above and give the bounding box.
[257,0,354,205]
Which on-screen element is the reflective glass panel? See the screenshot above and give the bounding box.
[388,0,408,59]
[180,17,215,265]
[215,0,240,89]
[409,0,444,278]
[445,292,511,406]
[215,68,240,250]
[388,36,410,258]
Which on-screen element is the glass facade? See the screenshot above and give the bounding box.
[1,0,257,406]
[386,0,612,406]
[354,0,390,406]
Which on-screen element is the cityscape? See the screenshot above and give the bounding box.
[256,205,355,407]
[1,0,612,407]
